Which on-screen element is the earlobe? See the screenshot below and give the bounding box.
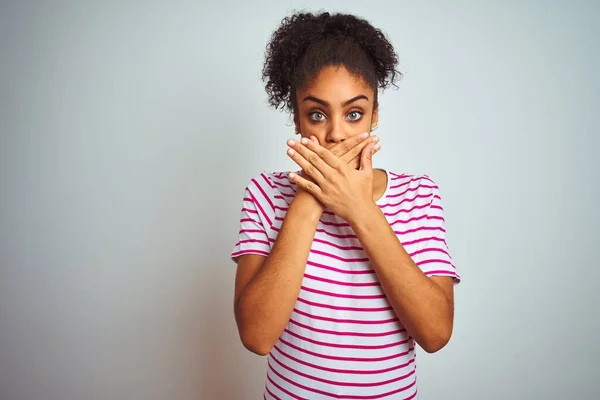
[371,107,379,132]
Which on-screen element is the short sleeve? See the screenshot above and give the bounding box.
[231,184,273,263]
[412,182,461,283]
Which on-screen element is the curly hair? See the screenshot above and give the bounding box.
[262,11,401,113]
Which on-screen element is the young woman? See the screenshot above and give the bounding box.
[231,12,460,399]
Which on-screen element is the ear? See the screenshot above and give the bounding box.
[293,112,301,135]
[371,105,379,131]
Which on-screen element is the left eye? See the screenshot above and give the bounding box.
[347,111,362,121]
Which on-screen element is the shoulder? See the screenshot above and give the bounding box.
[387,171,440,195]
[243,171,297,207]
[244,171,294,193]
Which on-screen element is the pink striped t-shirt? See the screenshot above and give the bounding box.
[232,170,460,399]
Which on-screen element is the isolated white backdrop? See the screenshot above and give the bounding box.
[1,1,598,399]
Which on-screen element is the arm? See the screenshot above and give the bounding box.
[285,137,456,353]
[234,133,377,355]
[349,205,454,353]
[234,192,321,356]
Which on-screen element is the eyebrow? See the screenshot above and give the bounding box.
[302,95,369,107]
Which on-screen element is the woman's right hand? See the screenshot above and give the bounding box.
[291,132,380,212]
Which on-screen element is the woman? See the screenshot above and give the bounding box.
[232,11,460,399]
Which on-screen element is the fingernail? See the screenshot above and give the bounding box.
[374,143,381,151]
[287,148,295,156]
[301,138,309,145]
[372,136,379,143]
[288,172,296,179]
[288,139,296,146]
[361,132,369,138]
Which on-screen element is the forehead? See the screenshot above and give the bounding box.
[298,66,373,99]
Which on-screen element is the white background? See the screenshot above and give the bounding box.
[1,1,598,399]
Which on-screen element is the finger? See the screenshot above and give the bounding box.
[298,137,343,173]
[349,140,381,166]
[310,135,319,144]
[329,132,370,158]
[287,140,327,183]
[288,171,324,200]
[360,143,379,171]
[342,135,379,165]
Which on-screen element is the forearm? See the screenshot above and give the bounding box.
[350,205,453,352]
[236,194,321,354]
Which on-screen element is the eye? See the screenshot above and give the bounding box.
[309,112,326,122]
[347,111,363,121]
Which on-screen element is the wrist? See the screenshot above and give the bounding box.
[347,202,382,230]
[290,192,324,222]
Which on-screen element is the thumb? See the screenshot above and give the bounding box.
[360,143,375,171]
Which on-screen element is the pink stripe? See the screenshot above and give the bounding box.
[387,184,438,199]
[239,228,268,236]
[270,356,416,388]
[307,260,375,275]
[265,385,281,400]
[284,328,408,350]
[248,186,272,226]
[312,238,364,251]
[278,338,410,363]
[425,270,459,277]
[425,215,445,223]
[304,273,379,287]
[297,297,392,312]
[260,173,276,189]
[382,203,428,217]
[409,247,450,258]
[268,359,417,399]
[273,180,294,190]
[301,285,386,300]
[319,220,351,228]
[289,319,403,337]
[236,238,270,246]
[388,214,428,226]
[251,178,275,214]
[293,308,398,325]
[401,236,445,247]
[241,207,259,214]
[243,197,253,202]
[314,227,358,239]
[389,172,410,180]
[274,344,414,374]
[311,249,369,263]
[240,217,261,224]
[232,249,269,258]
[266,373,306,400]
[389,176,419,189]
[274,192,294,200]
[279,339,415,362]
[394,226,446,236]
[379,193,434,208]
[417,259,454,268]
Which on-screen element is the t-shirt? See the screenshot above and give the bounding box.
[232,170,460,399]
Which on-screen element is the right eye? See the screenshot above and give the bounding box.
[309,112,326,122]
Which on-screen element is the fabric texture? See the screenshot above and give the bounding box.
[232,170,460,399]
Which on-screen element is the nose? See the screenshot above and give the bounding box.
[325,120,347,144]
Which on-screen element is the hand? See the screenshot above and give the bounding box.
[292,132,379,212]
[286,135,381,224]
[308,132,379,170]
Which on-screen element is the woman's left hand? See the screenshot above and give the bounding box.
[286,136,381,224]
